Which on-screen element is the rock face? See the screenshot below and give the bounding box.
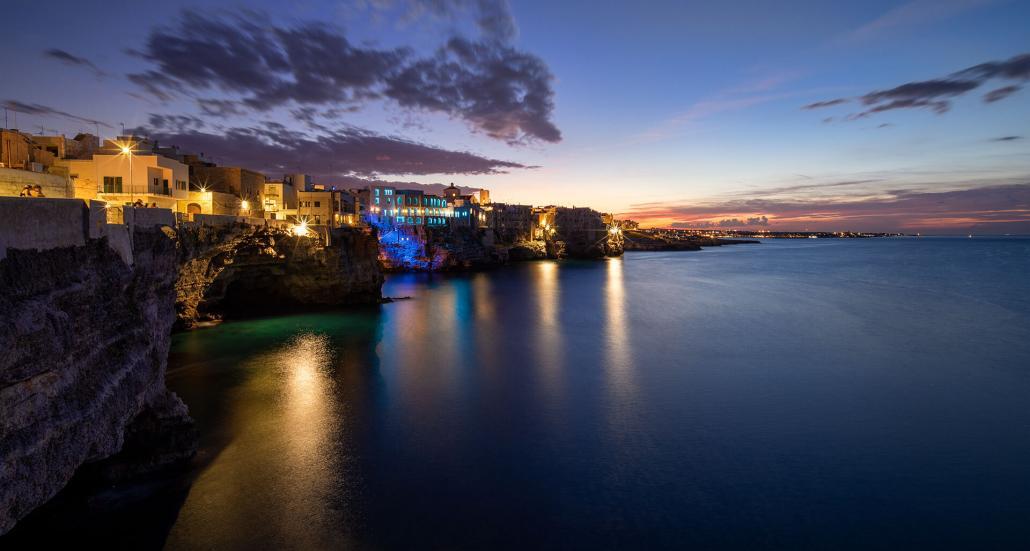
[0,226,192,535]
[379,225,508,272]
[175,224,383,327]
[508,240,548,261]
[552,207,623,259]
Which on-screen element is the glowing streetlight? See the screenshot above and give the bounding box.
[241,199,250,211]
[118,141,135,206]
[293,220,310,237]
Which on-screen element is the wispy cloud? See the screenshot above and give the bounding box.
[840,0,995,43]
[1,100,111,128]
[803,53,1029,119]
[42,48,106,77]
[130,116,532,182]
[632,72,807,144]
[622,181,1030,233]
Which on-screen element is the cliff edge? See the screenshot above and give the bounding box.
[0,199,192,535]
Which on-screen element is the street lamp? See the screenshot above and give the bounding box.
[119,142,135,206]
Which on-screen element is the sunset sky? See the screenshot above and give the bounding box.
[3,0,1028,232]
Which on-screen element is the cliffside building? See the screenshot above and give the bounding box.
[365,184,453,227]
[59,137,190,214]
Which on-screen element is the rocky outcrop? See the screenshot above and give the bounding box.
[379,225,508,272]
[552,207,622,259]
[508,240,548,261]
[176,224,383,327]
[0,226,192,535]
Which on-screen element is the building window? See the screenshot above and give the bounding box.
[103,176,122,193]
[375,188,380,195]
[375,197,380,205]
[314,215,321,224]
[314,201,321,208]
[162,179,170,195]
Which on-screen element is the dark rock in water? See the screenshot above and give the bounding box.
[508,240,548,261]
[551,207,623,259]
[546,239,567,259]
[0,226,191,535]
[175,224,383,327]
[379,225,508,272]
[79,391,198,484]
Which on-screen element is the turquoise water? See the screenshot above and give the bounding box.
[8,237,1030,548]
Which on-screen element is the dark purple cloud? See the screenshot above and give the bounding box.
[992,135,1022,142]
[384,37,560,144]
[805,53,1029,118]
[127,9,560,143]
[130,118,530,182]
[983,85,1022,103]
[43,48,105,77]
[2,100,111,128]
[803,98,848,110]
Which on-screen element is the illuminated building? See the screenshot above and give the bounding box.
[60,136,190,213]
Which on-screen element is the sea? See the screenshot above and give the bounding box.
[6,237,1030,549]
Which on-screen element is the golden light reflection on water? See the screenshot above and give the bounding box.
[534,261,564,396]
[472,272,496,322]
[603,257,639,442]
[605,257,632,376]
[165,332,352,549]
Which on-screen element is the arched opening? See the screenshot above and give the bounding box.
[186,203,202,219]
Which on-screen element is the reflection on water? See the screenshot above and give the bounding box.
[6,239,1030,549]
[164,331,355,550]
[604,257,633,388]
[534,260,564,399]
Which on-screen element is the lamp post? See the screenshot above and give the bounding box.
[120,143,134,206]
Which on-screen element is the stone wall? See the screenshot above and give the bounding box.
[0,197,87,261]
[0,168,72,199]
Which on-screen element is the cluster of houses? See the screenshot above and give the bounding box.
[0,128,619,243]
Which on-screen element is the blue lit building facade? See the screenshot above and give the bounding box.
[364,185,453,227]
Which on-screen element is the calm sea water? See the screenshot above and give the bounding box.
[9,237,1030,549]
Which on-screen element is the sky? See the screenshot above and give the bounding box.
[2,0,1029,233]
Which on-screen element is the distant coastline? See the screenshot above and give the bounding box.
[642,228,904,239]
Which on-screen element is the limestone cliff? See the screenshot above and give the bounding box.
[175,224,383,327]
[0,226,191,535]
[552,207,623,259]
[379,225,507,272]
